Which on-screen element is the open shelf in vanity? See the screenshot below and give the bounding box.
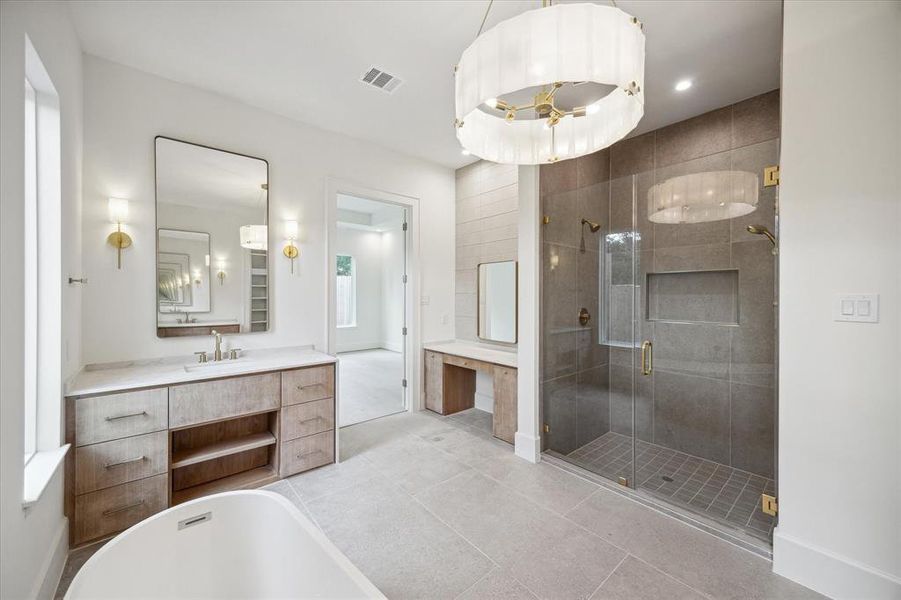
[169,410,280,504]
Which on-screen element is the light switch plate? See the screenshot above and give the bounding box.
[834,294,879,323]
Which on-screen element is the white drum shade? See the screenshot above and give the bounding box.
[455,3,645,164]
[239,224,268,250]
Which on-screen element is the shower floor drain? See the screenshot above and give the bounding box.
[661,475,674,482]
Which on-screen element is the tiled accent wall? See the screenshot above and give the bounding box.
[455,161,519,343]
[541,89,780,478]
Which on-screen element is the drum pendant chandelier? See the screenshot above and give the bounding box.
[454,2,646,165]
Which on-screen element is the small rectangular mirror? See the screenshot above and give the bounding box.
[478,260,518,344]
[155,137,269,338]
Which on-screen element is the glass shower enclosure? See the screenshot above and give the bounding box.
[540,136,779,544]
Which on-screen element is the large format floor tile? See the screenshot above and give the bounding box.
[55,409,822,600]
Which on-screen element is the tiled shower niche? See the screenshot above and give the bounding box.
[540,90,779,542]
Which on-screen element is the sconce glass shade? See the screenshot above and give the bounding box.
[108,197,129,224]
[284,220,299,240]
[239,224,268,250]
[455,3,645,164]
[648,171,759,224]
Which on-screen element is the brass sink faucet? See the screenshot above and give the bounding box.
[212,329,223,361]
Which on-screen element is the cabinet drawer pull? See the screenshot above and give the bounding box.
[299,416,324,425]
[104,410,147,421]
[103,455,145,469]
[296,383,321,391]
[296,449,325,460]
[102,500,145,517]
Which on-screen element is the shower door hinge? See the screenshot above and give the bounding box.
[402,326,408,336]
[763,165,780,187]
[761,493,778,516]
[543,423,549,433]
[402,378,408,388]
[618,476,629,487]
[402,274,408,283]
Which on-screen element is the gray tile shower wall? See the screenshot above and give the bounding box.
[540,89,779,478]
[455,161,519,342]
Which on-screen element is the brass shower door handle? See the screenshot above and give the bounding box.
[641,341,653,375]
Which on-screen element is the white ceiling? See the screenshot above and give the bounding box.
[68,1,781,170]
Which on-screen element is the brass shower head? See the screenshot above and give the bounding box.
[747,224,776,246]
[581,218,601,233]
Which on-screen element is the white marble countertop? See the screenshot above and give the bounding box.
[423,340,517,368]
[66,345,336,398]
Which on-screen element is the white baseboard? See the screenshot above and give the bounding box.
[34,518,69,600]
[514,431,540,464]
[381,341,403,353]
[773,528,901,599]
[336,341,382,353]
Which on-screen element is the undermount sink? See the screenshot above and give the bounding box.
[183,358,248,373]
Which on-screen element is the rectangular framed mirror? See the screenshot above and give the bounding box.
[477,260,518,344]
[155,136,269,338]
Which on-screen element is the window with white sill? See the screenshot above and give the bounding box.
[336,254,357,328]
[22,35,67,507]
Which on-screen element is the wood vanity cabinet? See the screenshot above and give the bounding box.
[423,349,517,445]
[65,362,336,548]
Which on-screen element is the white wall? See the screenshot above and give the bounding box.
[775,2,901,598]
[380,219,405,352]
[81,56,455,364]
[336,227,384,352]
[1,2,83,598]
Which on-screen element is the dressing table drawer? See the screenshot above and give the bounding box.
[74,474,168,545]
[281,365,335,406]
[169,372,280,428]
[280,431,334,477]
[75,431,168,495]
[75,388,169,446]
[281,398,334,441]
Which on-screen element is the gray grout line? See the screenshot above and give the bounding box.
[630,554,717,600]
[586,553,630,600]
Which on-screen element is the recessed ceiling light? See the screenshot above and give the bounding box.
[461,148,471,156]
[675,79,693,92]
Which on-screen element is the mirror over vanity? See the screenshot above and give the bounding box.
[155,137,269,338]
[478,260,517,344]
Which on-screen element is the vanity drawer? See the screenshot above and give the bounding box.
[281,398,334,441]
[169,372,280,428]
[280,431,334,477]
[75,431,168,495]
[281,365,335,406]
[74,474,168,546]
[75,388,169,447]
[443,354,485,371]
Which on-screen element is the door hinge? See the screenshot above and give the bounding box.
[402,326,408,336]
[763,165,780,187]
[402,222,408,231]
[402,274,408,283]
[761,493,778,516]
[402,378,408,388]
[543,423,549,433]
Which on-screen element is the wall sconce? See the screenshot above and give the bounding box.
[193,269,202,285]
[283,220,299,274]
[216,260,227,285]
[106,197,132,269]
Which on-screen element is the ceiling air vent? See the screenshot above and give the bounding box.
[360,67,403,93]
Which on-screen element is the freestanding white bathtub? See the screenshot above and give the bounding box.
[65,490,384,599]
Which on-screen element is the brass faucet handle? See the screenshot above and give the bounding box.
[194,351,209,364]
[228,348,242,360]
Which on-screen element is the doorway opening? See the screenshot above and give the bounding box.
[333,194,409,426]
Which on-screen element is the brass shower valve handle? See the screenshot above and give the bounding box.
[578,307,591,326]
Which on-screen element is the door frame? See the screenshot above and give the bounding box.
[325,178,421,417]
